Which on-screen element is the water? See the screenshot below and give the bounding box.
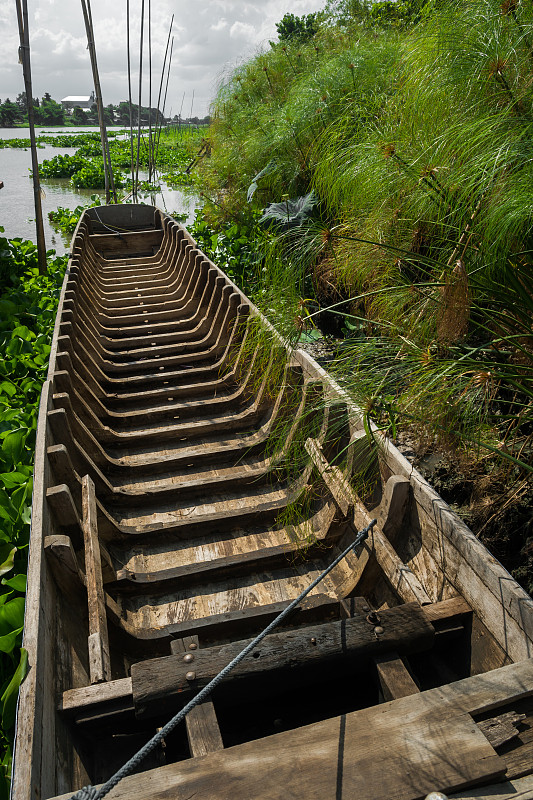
[0,126,197,254]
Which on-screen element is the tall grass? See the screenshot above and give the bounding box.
[198,0,532,481]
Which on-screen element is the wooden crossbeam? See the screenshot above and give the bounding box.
[306,437,431,605]
[171,636,224,758]
[60,597,471,721]
[82,474,111,684]
[131,602,434,719]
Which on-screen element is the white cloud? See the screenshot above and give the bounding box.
[0,0,325,115]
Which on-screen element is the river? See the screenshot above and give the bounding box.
[0,126,197,254]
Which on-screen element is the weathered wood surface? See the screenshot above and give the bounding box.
[50,675,515,800]
[59,596,474,720]
[171,636,224,757]
[375,652,420,701]
[131,602,435,718]
[13,204,533,800]
[478,712,526,749]
[55,660,533,800]
[296,351,533,662]
[82,475,111,683]
[306,437,431,605]
[450,774,533,800]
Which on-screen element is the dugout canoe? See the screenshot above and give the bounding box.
[12,204,533,800]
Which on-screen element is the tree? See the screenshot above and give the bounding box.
[116,101,133,126]
[103,104,115,125]
[0,99,20,127]
[72,106,89,125]
[276,12,320,43]
[37,95,65,125]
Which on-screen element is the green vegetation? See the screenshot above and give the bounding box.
[0,91,211,129]
[0,230,67,797]
[198,0,532,589]
[35,127,197,190]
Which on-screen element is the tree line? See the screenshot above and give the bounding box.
[0,92,210,128]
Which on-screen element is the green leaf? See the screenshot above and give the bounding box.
[0,546,16,579]
[1,647,28,730]
[0,628,22,655]
[0,473,27,490]
[1,575,26,592]
[11,326,34,342]
[0,597,25,636]
[1,429,27,466]
[0,383,16,399]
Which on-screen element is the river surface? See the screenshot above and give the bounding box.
[0,126,197,254]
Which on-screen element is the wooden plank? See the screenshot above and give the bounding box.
[46,484,80,533]
[89,230,164,256]
[58,598,481,718]
[171,636,224,757]
[47,703,505,800]
[375,652,420,701]
[478,712,525,749]
[306,438,431,605]
[44,535,85,597]
[132,602,435,718]
[449,774,533,799]
[423,595,471,623]
[81,474,111,683]
[60,677,132,715]
[295,347,533,658]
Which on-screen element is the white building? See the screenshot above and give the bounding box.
[61,91,95,111]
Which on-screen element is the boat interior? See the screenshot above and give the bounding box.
[12,205,533,800]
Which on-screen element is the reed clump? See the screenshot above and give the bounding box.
[197,0,532,586]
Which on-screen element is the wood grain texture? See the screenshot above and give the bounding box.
[131,603,435,718]
[49,705,504,800]
[171,636,224,757]
[306,437,431,605]
[82,474,111,683]
[375,652,420,701]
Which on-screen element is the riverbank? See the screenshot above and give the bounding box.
[192,1,532,592]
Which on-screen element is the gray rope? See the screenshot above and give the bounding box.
[71,520,376,800]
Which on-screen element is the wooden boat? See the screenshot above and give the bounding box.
[13,204,533,800]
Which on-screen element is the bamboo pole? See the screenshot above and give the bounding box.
[153,15,174,175]
[135,0,146,197]
[80,0,116,204]
[14,0,47,275]
[126,0,135,198]
[154,36,174,167]
[148,0,153,181]
[87,0,117,204]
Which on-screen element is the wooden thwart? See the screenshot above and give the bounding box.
[82,474,111,684]
[60,597,472,719]
[131,602,435,719]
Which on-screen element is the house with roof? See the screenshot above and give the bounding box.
[61,91,95,111]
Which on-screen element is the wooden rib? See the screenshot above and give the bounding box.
[57,596,490,719]
[305,437,431,606]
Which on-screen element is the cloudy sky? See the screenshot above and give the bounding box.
[1,0,326,117]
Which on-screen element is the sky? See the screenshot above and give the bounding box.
[0,0,326,117]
